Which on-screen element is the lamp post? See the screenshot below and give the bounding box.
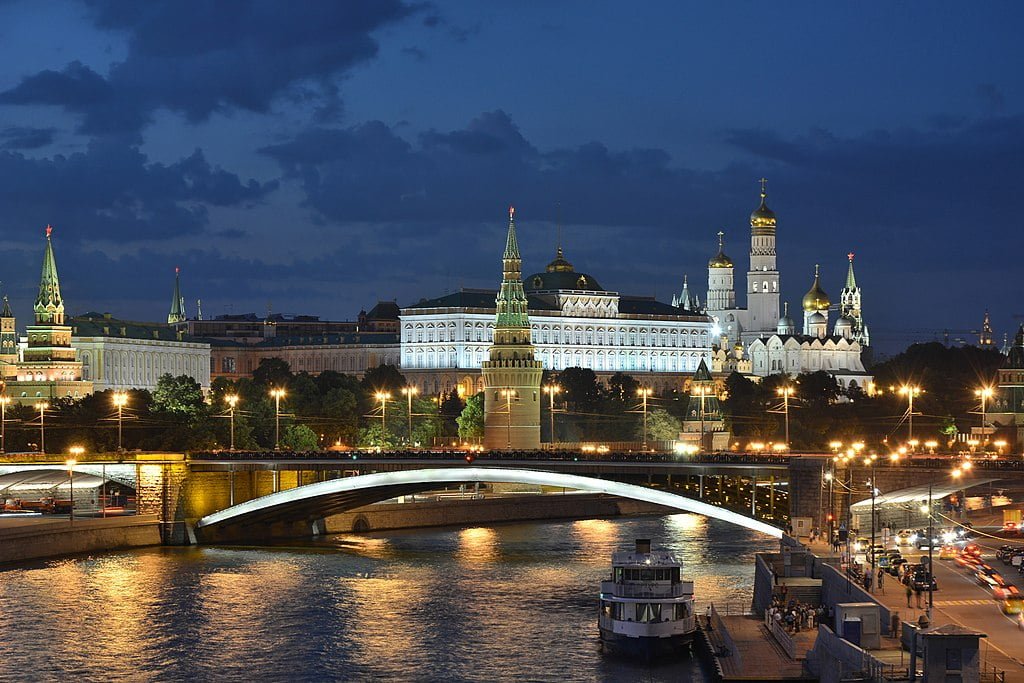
[401,386,418,445]
[376,393,391,446]
[112,391,128,451]
[777,386,794,449]
[542,384,561,445]
[975,386,993,445]
[864,454,878,591]
[638,387,653,450]
[269,388,286,450]
[825,464,835,545]
[34,401,49,453]
[500,389,516,449]
[225,394,239,450]
[0,395,9,453]
[66,447,83,525]
[899,385,921,444]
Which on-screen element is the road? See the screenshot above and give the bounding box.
[876,533,1024,679]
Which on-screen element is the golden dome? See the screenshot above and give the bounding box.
[545,246,574,273]
[708,230,733,268]
[802,264,830,312]
[750,178,777,232]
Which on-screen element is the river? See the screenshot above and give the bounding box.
[0,514,776,682]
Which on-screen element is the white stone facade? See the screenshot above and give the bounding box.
[74,336,211,392]
[747,334,870,390]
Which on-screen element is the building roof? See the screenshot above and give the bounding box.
[71,313,204,343]
[524,269,604,292]
[404,289,699,319]
[206,332,398,348]
[365,301,400,320]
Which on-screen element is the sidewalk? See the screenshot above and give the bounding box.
[703,616,812,681]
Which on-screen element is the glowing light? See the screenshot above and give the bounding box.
[196,467,785,538]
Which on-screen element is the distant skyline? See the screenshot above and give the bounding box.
[0,1,1022,354]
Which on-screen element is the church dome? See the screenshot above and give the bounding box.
[808,311,826,324]
[834,315,853,338]
[525,246,604,292]
[802,265,830,312]
[750,181,777,233]
[708,230,733,268]
[777,302,796,334]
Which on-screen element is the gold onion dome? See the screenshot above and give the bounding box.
[802,264,830,312]
[708,231,733,268]
[750,178,777,232]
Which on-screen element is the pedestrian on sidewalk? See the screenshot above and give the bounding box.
[905,583,913,607]
[915,586,923,608]
[877,569,885,594]
[705,605,713,630]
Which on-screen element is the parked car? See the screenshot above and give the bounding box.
[888,557,907,576]
[911,570,938,592]
[899,562,923,584]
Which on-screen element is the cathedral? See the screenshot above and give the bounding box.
[676,180,872,388]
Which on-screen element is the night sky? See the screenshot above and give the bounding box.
[0,1,1021,354]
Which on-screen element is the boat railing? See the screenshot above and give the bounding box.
[600,580,692,598]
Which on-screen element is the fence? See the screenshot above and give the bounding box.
[707,603,743,670]
[766,613,797,659]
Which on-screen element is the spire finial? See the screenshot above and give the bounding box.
[717,230,724,249]
[175,266,180,275]
[814,263,820,278]
[509,205,515,220]
[784,302,789,316]
[848,252,854,262]
[759,177,768,199]
[45,224,53,238]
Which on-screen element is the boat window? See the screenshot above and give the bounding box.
[671,568,680,583]
[675,603,691,619]
[614,568,623,582]
[651,604,662,622]
[640,569,654,581]
[601,601,613,617]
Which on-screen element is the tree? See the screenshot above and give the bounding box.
[637,408,681,442]
[607,372,640,404]
[281,424,319,451]
[361,364,406,395]
[152,374,206,420]
[252,357,292,388]
[558,367,602,411]
[457,393,485,438]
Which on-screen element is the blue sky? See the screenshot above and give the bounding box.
[0,1,1021,353]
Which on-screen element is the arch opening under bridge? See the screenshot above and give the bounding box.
[195,467,783,538]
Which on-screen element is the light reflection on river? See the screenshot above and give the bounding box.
[0,514,776,682]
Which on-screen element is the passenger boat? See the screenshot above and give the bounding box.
[599,539,697,659]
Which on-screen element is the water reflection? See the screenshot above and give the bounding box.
[0,516,776,682]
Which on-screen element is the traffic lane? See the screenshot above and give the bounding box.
[903,550,1024,672]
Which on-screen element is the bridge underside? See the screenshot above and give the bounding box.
[195,467,783,543]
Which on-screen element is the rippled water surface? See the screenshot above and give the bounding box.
[0,514,775,682]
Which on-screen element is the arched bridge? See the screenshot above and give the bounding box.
[195,467,784,542]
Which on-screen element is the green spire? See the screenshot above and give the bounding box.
[1,295,12,319]
[494,206,531,331]
[34,225,65,325]
[168,266,185,324]
[845,252,857,289]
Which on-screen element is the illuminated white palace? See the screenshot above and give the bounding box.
[401,240,714,397]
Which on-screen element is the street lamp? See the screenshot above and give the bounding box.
[542,384,561,445]
[864,453,878,590]
[777,386,794,449]
[34,401,49,453]
[638,387,653,450]
[374,391,391,446]
[112,391,128,451]
[66,446,83,525]
[269,388,286,450]
[500,389,517,449]
[225,394,239,450]
[0,395,10,453]
[898,385,922,444]
[975,386,993,445]
[400,386,418,445]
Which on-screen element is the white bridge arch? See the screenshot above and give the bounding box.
[196,467,782,538]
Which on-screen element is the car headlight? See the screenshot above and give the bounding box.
[910,534,918,544]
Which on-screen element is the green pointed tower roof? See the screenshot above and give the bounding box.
[845,252,857,289]
[34,225,65,325]
[693,358,713,382]
[494,206,530,330]
[1,295,12,319]
[168,266,185,324]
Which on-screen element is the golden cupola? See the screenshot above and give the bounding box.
[708,230,733,268]
[802,264,830,312]
[750,178,777,235]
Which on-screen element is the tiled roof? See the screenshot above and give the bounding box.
[71,313,202,343]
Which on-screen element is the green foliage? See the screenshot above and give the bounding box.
[637,408,681,441]
[252,357,292,388]
[152,374,207,420]
[358,422,398,448]
[281,424,320,451]
[457,393,485,438]
[361,364,406,395]
[557,367,602,411]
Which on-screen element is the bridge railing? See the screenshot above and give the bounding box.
[188,449,793,466]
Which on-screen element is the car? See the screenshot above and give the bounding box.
[896,529,914,545]
[888,557,907,576]
[939,545,957,560]
[911,570,938,592]
[1001,596,1024,615]
[996,545,1023,563]
[993,584,1020,600]
[1003,521,1019,534]
[915,532,941,550]
[899,562,923,584]
[962,544,983,558]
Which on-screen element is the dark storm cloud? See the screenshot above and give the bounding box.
[0,126,56,150]
[0,1,420,136]
[0,142,275,241]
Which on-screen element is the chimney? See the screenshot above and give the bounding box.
[635,539,651,554]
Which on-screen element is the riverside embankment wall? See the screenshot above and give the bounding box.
[326,493,674,534]
[0,515,161,565]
